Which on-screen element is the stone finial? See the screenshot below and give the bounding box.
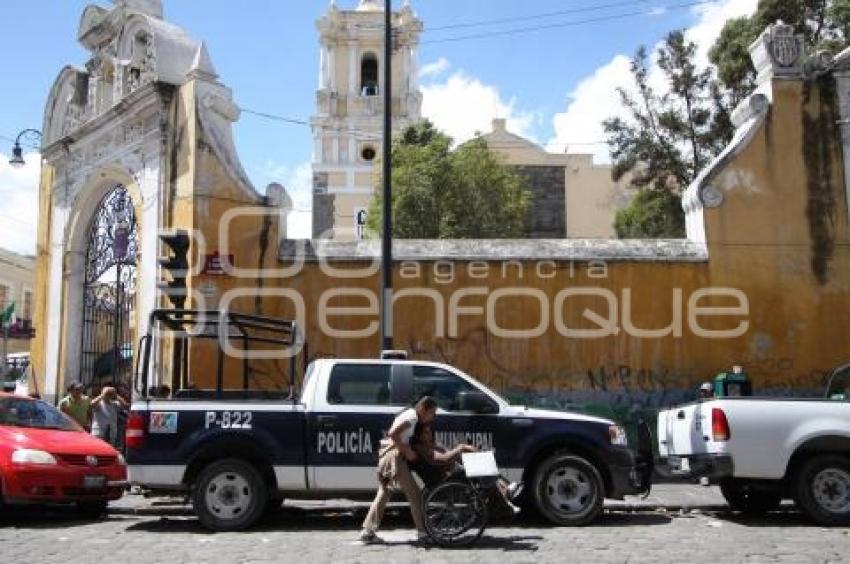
[266,182,293,209]
[189,43,219,81]
[266,183,294,241]
[112,0,163,18]
[492,118,507,133]
[749,20,805,85]
[356,0,383,12]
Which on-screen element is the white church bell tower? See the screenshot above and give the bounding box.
[311,0,423,239]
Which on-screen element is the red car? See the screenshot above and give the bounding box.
[0,393,127,515]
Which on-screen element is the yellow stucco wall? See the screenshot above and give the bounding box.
[212,77,848,400]
[32,71,850,408]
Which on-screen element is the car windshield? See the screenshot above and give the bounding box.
[0,397,80,431]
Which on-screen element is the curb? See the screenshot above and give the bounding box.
[108,502,731,517]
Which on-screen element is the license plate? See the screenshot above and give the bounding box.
[83,475,106,489]
[668,456,690,473]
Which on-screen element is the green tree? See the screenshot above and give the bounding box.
[367,121,530,239]
[614,189,685,238]
[710,0,850,97]
[604,31,731,238]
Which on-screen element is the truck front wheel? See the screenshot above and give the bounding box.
[719,478,781,514]
[794,454,850,526]
[532,452,604,526]
[193,459,268,531]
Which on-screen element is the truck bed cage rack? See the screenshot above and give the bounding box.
[137,309,305,401]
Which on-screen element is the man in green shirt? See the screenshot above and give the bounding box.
[59,381,91,430]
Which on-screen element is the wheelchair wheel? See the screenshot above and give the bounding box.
[423,479,488,547]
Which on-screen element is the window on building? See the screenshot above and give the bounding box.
[361,53,379,96]
[327,364,391,405]
[355,207,368,240]
[22,291,32,321]
[412,366,479,412]
[361,146,377,162]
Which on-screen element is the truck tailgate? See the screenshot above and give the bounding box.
[658,402,713,457]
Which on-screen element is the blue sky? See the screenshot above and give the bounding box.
[0,0,755,250]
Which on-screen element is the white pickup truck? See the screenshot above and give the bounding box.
[657,364,850,525]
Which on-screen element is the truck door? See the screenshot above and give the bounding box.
[308,363,404,491]
[411,365,523,479]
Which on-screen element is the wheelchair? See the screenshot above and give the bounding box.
[420,452,508,547]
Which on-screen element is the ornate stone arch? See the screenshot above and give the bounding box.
[60,166,146,391]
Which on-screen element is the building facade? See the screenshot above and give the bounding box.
[0,248,35,356]
[479,119,632,238]
[28,7,850,416]
[31,0,287,402]
[311,0,423,240]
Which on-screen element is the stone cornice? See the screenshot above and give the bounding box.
[279,239,708,263]
[42,82,162,159]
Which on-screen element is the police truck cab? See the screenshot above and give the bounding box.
[126,309,652,531]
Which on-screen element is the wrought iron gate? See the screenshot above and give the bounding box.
[80,185,138,392]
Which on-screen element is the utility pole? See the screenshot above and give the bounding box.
[380,0,393,352]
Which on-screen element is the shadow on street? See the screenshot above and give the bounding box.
[0,504,119,529]
[708,508,830,528]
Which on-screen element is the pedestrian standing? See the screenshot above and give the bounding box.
[90,384,128,447]
[58,381,91,430]
[359,396,438,545]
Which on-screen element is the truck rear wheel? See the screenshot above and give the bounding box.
[193,459,268,531]
[532,452,604,526]
[794,454,850,526]
[719,478,781,514]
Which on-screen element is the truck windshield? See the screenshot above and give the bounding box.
[0,397,80,431]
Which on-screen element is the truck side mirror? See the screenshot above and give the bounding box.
[457,391,498,414]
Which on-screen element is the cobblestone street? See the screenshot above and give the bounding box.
[1,485,848,563]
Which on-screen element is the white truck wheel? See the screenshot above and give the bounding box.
[193,458,268,531]
[532,452,604,526]
[795,455,850,526]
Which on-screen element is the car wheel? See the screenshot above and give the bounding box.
[719,478,782,514]
[76,500,109,519]
[794,454,850,526]
[533,452,604,526]
[193,459,268,531]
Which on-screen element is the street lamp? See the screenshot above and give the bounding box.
[8,129,42,168]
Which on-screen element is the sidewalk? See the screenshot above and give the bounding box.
[109,483,729,516]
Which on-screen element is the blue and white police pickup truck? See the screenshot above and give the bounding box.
[126,310,652,531]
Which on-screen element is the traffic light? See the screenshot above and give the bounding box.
[158,230,190,309]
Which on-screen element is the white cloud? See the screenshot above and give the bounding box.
[687,0,760,66]
[419,57,451,79]
[261,160,313,239]
[546,55,632,163]
[0,152,40,256]
[547,0,759,164]
[421,69,539,145]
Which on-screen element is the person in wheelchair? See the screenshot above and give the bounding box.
[410,423,523,514]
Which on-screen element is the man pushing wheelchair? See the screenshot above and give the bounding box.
[360,396,523,547]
